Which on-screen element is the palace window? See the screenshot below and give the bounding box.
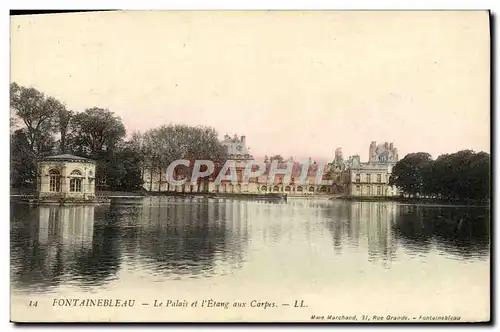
[377,186,382,195]
[377,174,382,183]
[70,178,82,192]
[356,185,360,193]
[296,186,303,192]
[366,174,371,183]
[355,174,360,183]
[69,170,83,192]
[49,169,61,192]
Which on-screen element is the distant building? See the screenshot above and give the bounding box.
[344,163,398,197]
[142,135,333,195]
[368,141,399,165]
[221,134,253,160]
[333,142,399,198]
[37,154,96,200]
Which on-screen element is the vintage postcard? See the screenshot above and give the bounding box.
[9,10,490,323]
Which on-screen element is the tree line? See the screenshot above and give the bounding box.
[389,150,490,201]
[10,82,226,192]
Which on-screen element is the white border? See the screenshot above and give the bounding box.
[2,1,497,331]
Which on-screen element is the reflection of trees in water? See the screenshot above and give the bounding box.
[10,203,122,292]
[122,197,249,278]
[393,206,490,259]
[321,202,398,264]
[11,203,63,292]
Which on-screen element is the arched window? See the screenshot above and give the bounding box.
[296,186,303,192]
[285,186,291,192]
[320,186,326,192]
[273,185,279,192]
[49,169,61,192]
[309,186,315,192]
[69,169,83,192]
[261,185,267,191]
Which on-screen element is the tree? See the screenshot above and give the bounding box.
[68,108,127,190]
[69,108,126,157]
[142,124,227,191]
[56,108,73,154]
[389,152,433,197]
[10,82,61,156]
[390,150,490,201]
[116,143,144,191]
[269,155,284,163]
[10,129,37,188]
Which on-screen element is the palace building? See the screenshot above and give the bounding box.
[333,142,400,198]
[141,135,333,195]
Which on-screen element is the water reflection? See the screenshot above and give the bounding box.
[10,198,250,292]
[10,199,489,295]
[393,205,490,260]
[124,197,250,279]
[320,202,490,264]
[320,202,398,264]
[10,204,108,293]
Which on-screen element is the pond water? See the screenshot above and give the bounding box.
[10,198,490,322]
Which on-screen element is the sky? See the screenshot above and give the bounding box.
[10,11,490,162]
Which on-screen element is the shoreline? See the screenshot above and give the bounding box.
[335,196,490,207]
[10,190,490,207]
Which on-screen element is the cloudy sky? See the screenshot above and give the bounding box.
[10,11,490,161]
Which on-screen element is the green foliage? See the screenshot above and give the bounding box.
[69,107,126,156]
[10,82,227,193]
[269,155,284,163]
[389,152,432,196]
[10,82,62,155]
[390,150,490,201]
[10,130,37,187]
[140,124,228,190]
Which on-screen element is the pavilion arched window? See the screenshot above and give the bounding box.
[49,169,61,192]
[69,170,83,192]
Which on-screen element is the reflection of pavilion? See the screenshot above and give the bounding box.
[37,206,95,279]
[10,204,98,292]
[38,205,95,249]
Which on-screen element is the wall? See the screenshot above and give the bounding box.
[345,167,398,197]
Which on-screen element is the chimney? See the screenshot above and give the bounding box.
[335,147,343,159]
[369,141,376,162]
[389,143,394,150]
[241,135,246,144]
